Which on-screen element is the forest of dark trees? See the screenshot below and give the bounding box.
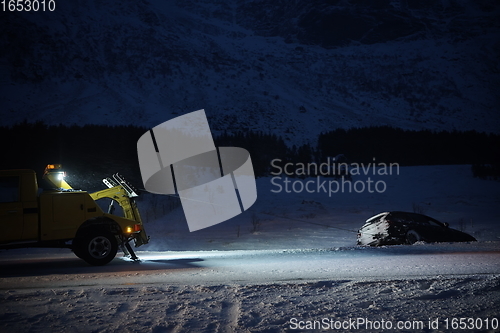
[1,121,498,191]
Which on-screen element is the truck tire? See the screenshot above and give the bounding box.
[77,230,118,266]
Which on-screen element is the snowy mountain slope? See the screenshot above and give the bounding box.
[1,0,499,144]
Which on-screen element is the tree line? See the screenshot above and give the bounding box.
[1,121,498,190]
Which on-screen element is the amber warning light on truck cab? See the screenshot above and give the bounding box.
[43,164,72,190]
[46,164,60,169]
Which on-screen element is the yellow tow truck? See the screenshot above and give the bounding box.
[0,164,149,265]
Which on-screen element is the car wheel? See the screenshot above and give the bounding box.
[406,230,422,244]
[76,230,118,266]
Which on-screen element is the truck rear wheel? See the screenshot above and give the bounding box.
[77,230,118,266]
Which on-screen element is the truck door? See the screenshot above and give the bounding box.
[40,192,87,240]
[0,176,23,243]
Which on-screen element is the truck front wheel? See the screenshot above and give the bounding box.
[76,230,118,266]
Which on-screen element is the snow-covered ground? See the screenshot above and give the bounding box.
[139,164,500,251]
[0,246,499,333]
[0,165,499,332]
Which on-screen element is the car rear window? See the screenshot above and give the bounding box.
[410,214,430,224]
[386,212,409,222]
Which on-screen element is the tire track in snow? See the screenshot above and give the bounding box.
[219,291,240,333]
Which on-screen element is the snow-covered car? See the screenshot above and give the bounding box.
[357,211,476,246]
